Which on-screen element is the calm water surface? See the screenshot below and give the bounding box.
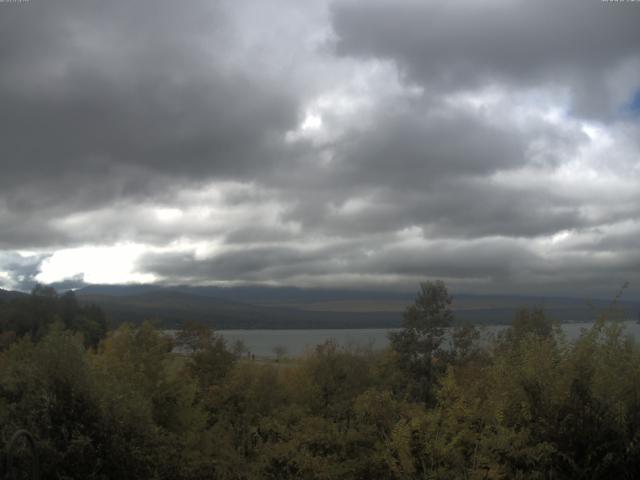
[219,320,640,358]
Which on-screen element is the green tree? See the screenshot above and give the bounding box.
[176,322,237,392]
[176,320,213,354]
[502,306,555,344]
[448,322,483,365]
[0,286,107,350]
[389,280,453,404]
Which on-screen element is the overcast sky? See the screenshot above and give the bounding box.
[1,0,639,298]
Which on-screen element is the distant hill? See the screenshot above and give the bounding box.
[77,284,414,303]
[0,288,28,301]
[76,288,400,329]
[74,285,640,329]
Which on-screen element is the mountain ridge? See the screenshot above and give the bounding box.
[74,284,640,329]
[3,284,638,329]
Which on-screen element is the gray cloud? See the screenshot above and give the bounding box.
[138,236,640,298]
[0,0,299,241]
[331,0,640,118]
[0,0,638,298]
[0,252,48,291]
[48,274,88,292]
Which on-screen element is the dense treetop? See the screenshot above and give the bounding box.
[1,282,639,479]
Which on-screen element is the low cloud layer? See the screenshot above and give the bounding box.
[0,0,639,298]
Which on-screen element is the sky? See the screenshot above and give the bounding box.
[0,0,639,298]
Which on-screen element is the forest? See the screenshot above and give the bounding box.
[0,281,639,479]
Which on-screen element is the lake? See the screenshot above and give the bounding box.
[218,320,640,358]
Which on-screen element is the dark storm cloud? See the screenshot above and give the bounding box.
[279,180,590,240]
[333,108,529,183]
[139,245,341,284]
[331,0,640,118]
[277,103,591,240]
[224,226,298,245]
[139,232,640,297]
[0,0,299,248]
[136,236,590,291]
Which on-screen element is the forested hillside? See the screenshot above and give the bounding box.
[1,282,639,479]
[0,285,107,349]
[73,284,640,329]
